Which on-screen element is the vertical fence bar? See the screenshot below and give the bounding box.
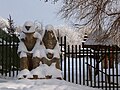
[1,38,4,75]
[93,47,96,87]
[86,47,89,86]
[115,46,118,90]
[68,45,70,82]
[5,37,8,76]
[12,37,15,77]
[64,36,66,80]
[60,37,63,71]
[94,47,98,88]
[105,46,108,90]
[16,41,19,76]
[111,46,116,90]
[108,46,111,90]
[75,45,78,84]
[79,45,81,84]
[72,45,74,83]
[97,48,100,88]
[101,48,104,89]
[9,37,11,77]
[82,43,85,85]
[0,40,1,74]
[111,46,114,90]
[90,48,92,87]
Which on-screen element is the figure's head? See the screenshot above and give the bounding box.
[22,21,35,33]
[45,24,54,31]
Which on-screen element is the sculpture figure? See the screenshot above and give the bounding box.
[18,21,42,71]
[41,25,61,69]
[17,23,62,79]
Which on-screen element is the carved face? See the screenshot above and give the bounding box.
[42,30,57,49]
[22,21,35,33]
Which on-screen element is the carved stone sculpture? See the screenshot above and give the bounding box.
[18,21,42,71]
[41,25,61,69]
[17,23,62,79]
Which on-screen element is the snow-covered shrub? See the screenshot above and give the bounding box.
[0,17,9,30]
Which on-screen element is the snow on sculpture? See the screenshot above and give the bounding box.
[17,23,62,79]
[31,24,62,79]
[41,24,61,70]
[17,21,42,78]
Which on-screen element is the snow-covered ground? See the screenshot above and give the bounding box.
[0,57,119,90]
[0,78,101,90]
[0,57,102,90]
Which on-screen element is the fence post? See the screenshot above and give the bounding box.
[97,47,100,88]
[5,37,8,76]
[108,45,111,90]
[12,36,15,77]
[60,37,63,71]
[93,46,96,87]
[86,47,89,86]
[68,45,70,82]
[9,37,12,77]
[72,45,74,83]
[64,36,66,80]
[75,45,78,84]
[112,45,115,90]
[115,46,118,90]
[101,47,104,89]
[16,40,20,76]
[82,43,85,85]
[105,46,108,90]
[89,47,93,87]
[79,45,81,84]
[1,38,4,75]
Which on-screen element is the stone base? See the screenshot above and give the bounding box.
[18,75,62,80]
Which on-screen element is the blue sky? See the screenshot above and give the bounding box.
[0,0,66,26]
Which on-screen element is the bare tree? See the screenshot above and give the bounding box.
[55,25,83,45]
[58,0,120,46]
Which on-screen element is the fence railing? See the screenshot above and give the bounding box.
[0,36,120,90]
[60,36,120,90]
[0,37,20,77]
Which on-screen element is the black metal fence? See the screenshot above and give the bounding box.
[0,36,120,90]
[0,37,20,77]
[60,36,120,90]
